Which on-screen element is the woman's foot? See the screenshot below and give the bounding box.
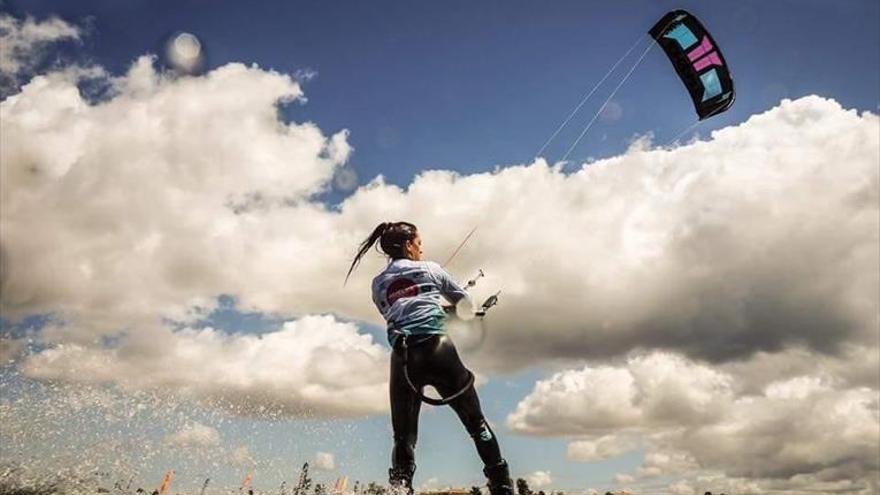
[389,465,415,495]
[483,460,514,495]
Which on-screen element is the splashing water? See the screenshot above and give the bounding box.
[0,365,385,494]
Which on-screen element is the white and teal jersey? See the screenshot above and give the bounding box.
[372,259,469,346]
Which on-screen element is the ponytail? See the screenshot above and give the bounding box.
[345,221,418,285]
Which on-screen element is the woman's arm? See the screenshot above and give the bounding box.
[427,262,470,305]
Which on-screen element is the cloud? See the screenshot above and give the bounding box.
[314,452,335,471]
[634,450,699,479]
[2,45,876,370]
[507,352,732,436]
[1,55,351,336]
[333,166,359,192]
[0,13,876,445]
[666,480,694,495]
[1,11,873,495]
[669,376,878,481]
[164,422,221,448]
[1,58,875,371]
[660,472,876,495]
[613,473,634,484]
[567,434,640,463]
[339,95,879,370]
[524,471,552,489]
[718,344,880,393]
[509,350,879,492]
[0,13,81,93]
[22,315,389,418]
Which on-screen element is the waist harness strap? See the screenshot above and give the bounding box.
[392,331,475,406]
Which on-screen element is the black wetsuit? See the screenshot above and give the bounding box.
[373,259,511,493]
[389,333,503,473]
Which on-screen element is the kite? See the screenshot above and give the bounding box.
[650,10,735,120]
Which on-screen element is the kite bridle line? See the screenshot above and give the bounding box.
[663,103,730,148]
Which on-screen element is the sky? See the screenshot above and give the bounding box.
[0,1,878,495]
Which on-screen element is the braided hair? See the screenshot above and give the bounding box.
[345,221,418,284]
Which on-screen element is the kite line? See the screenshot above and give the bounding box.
[534,33,651,160]
[560,38,658,162]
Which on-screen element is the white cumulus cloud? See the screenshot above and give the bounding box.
[509,351,879,493]
[0,13,81,91]
[525,470,552,489]
[2,55,876,377]
[341,95,878,371]
[507,352,732,435]
[613,473,634,484]
[567,434,640,463]
[0,14,877,459]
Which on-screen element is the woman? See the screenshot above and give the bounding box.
[346,222,513,495]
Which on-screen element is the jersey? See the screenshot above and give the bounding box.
[371,258,470,346]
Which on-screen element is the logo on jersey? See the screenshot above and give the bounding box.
[386,278,419,305]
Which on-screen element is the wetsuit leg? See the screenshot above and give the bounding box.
[423,336,504,467]
[448,384,504,466]
[389,347,420,483]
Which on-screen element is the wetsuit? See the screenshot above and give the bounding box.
[372,259,506,487]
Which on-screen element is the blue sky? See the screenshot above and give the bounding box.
[1,1,879,494]
[7,0,879,188]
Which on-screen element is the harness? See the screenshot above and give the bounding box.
[393,331,476,406]
[391,286,500,406]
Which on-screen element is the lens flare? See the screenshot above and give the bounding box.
[166,32,204,74]
[455,297,475,321]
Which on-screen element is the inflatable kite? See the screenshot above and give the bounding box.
[650,10,735,120]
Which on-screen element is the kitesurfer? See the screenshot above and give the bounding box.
[346,222,514,495]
